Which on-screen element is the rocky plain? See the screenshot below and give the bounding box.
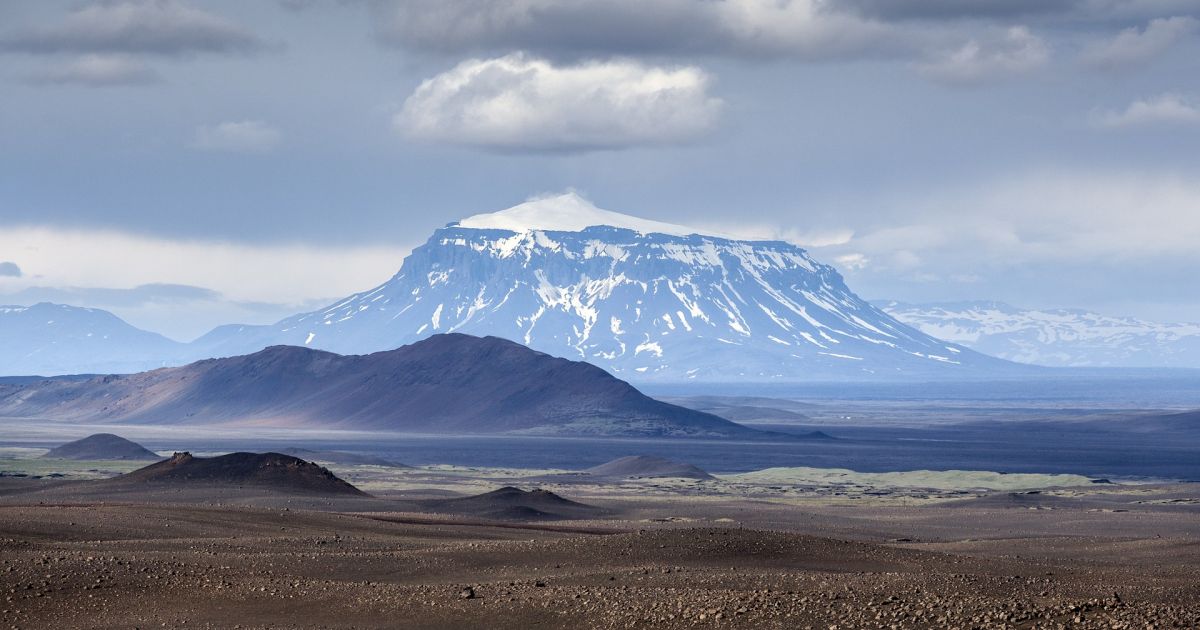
[1,440,1198,629]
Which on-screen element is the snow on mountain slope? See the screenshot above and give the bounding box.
[880,300,1200,368]
[0,303,185,375]
[458,192,700,236]
[194,194,1016,381]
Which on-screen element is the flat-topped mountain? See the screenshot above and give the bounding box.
[586,456,715,480]
[0,334,773,439]
[42,433,160,460]
[0,196,1032,382]
[114,452,365,496]
[191,193,1022,382]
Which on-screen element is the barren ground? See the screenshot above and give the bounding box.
[1,465,1198,629]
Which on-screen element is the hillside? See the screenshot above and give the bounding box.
[0,334,774,439]
[112,452,366,496]
[0,303,184,376]
[42,433,160,461]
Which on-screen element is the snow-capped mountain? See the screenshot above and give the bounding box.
[0,303,185,376]
[193,193,1015,381]
[880,300,1200,368]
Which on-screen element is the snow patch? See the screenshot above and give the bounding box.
[457,192,701,237]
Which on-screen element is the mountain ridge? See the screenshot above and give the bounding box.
[880,300,1200,368]
[0,333,777,439]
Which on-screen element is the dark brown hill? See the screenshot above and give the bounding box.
[113,452,366,496]
[0,333,774,439]
[42,433,159,460]
[420,486,607,521]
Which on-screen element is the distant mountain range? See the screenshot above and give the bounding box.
[880,301,1200,368]
[0,303,184,376]
[0,333,776,439]
[15,194,1161,381]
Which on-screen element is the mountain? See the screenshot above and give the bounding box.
[191,193,1018,382]
[0,303,185,376]
[113,452,366,495]
[0,333,774,439]
[880,300,1200,368]
[42,433,160,460]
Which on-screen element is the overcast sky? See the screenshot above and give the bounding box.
[2,0,1199,340]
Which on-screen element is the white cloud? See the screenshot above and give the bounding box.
[1082,16,1198,70]
[371,0,904,61]
[917,26,1050,84]
[1093,94,1200,127]
[194,120,282,153]
[810,170,1200,273]
[834,253,870,271]
[395,53,723,152]
[0,0,262,56]
[694,222,855,247]
[25,54,161,86]
[0,226,410,339]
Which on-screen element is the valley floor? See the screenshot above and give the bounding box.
[1,474,1198,629]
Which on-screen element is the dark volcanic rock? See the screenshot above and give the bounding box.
[0,333,772,439]
[586,456,715,480]
[421,486,607,521]
[42,433,159,460]
[113,452,366,496]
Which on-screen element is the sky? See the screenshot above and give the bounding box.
[1,0,1199,341]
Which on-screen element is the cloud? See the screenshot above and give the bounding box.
[1092,94,1200,127]
[842,0,1200,23]
[917,26,1050,84]
[843,0,1079,21]
[0,0,263,56]
[834,253,871,271]
[23,54,162,86]
[809,170,1200,275]
[395,53,723,152]
[0,262,21,278]
[278,0,321,11]
[0,226,409,338]
[1082,16,1198,70]
[6,283,219,308]
[193,120,282,153]
[370,0,906,61]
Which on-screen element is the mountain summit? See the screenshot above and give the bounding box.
[456,192,700,236]
[194,194,1015,381]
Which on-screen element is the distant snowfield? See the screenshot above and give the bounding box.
[881,300,1200,368]
[457,192,702,237]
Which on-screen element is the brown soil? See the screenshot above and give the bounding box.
[1,481,1198,629]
